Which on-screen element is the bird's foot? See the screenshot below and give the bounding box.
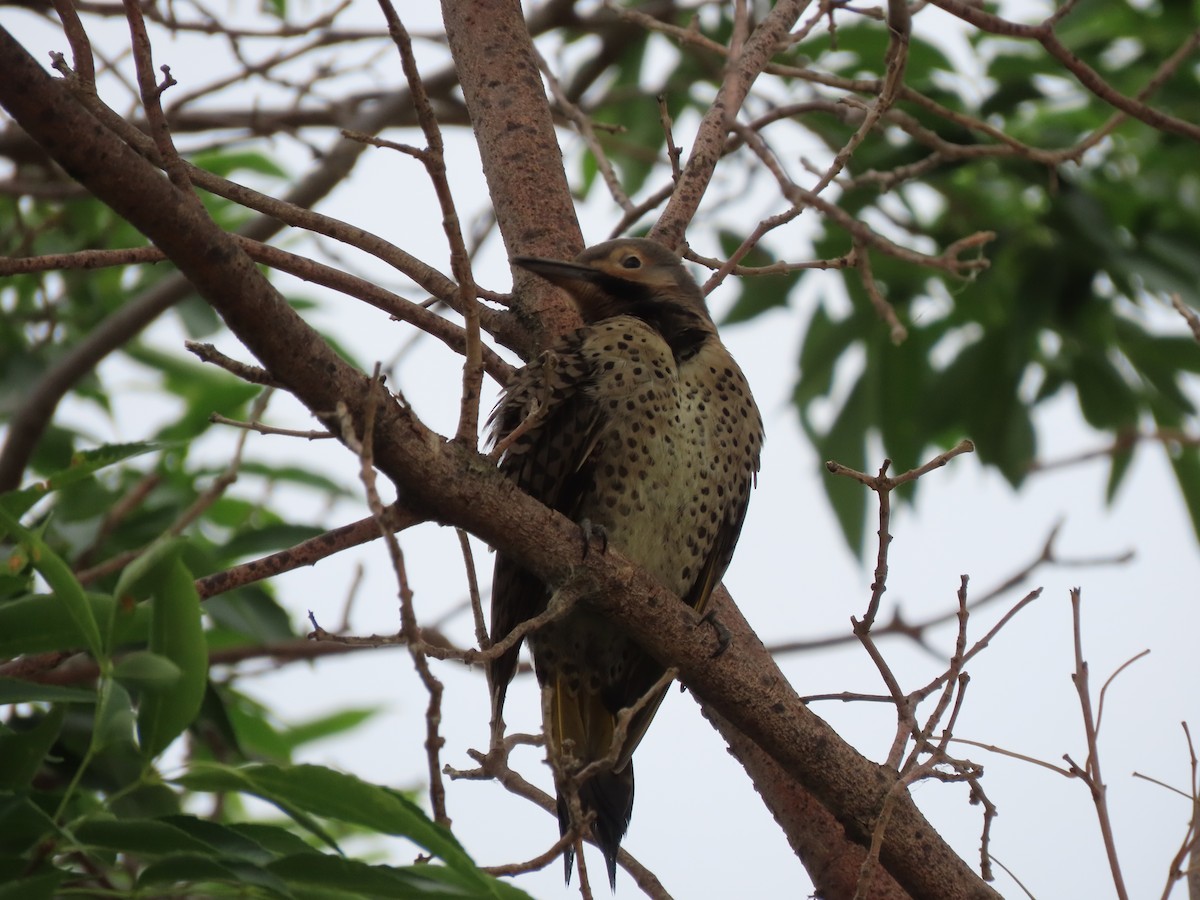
[578,519,609,559]
[700,608,732,659]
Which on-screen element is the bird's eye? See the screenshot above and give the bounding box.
[621,255,642,269]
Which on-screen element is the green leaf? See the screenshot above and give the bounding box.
[76,817,221,857]
[795,301,863,408]
[0,441,163,518]
[810,380,870,555]
[192,149,288,180]
[0,871,64,900]
[175,763,481,882]
[236,462,354,497]
[0,593,148,658]
[114,650,182,693]
[1104,446,1134,505]
[266,852,531,899]
[205,589,295,645]
[137,556,208,759]
[279,709,378,752]
[222,524,327,559]
[0,795,58,856]
[0,706,65,790]
[137,853,295,897]
[113,537,189,602]
[0,678,96,705]
[161,815,317,860]
[716,230,801,325]
[93,679,138,755]
[122,343,261,442]
[1168,445,1200,545]
[1072,352,1138,431]
[0,507,103,661]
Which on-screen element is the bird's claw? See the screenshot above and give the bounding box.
[578,519,609,560]
[701,608,732,659]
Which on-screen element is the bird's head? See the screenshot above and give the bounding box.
[512,238,713,327]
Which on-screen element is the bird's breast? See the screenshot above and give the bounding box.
[572,317,761,598]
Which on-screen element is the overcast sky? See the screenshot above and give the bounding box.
[5,2,1199,898]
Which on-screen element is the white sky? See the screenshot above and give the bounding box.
[3,2,1199,898]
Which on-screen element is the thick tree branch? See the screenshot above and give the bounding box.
[702,589,912,900]
[440,0,584,351]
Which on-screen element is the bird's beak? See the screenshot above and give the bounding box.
[511,256,604,289]
[512,256,618,320]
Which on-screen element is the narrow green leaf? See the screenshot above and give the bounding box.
[138,557,208,759]
[178,763,339,851]
[813,379,870,556]
[0,678,96,705]
[0,593,148,658]
[1168,446,1200,545]
[192,149,288,180]
[222,524,327,559]
[236,463,354,497]
[162,815,317,861]
[278,709,378,752]
[716,229,801,325]
[1105,447,1135,505]
[113,537,188,602]
[268,852,531,898]
[175,763,480,881]
[0,441,163,519]
[205,590,295,645]
[93,679,137,755]
[0,705,65,790]
[76,817,219,856]
[114,650,182,693]
[1072,352,1138,431]
[226,822,320,858]
[0,507,103,661]
[795,303,862,408]
[137,853,295,897]
[0,871,64,900]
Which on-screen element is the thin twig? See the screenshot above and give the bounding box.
[648,0,811,249]
[186,341,281,386]
[1172,293,1200,343]
[854,239,908,344]
[337,365,449,826]
[1066,587,1130,900]
[209,413,333,440]
[194,503,424,599]
[376,1,483,445]
[811,0,910,198]
[75,390,271,585]
[122,0,192,193]
[532,42,632,213]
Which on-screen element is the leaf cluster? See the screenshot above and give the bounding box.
[0,448,523,898]
[562,2,1200,552]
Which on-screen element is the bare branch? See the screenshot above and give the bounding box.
[649,0,812,248]
[1066,587,1130,900]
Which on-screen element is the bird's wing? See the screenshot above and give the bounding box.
[488,337,608,718]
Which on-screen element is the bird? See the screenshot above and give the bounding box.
[488,237,763,888]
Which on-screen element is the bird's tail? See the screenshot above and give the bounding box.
[546,668,636,888]
[558,764,634,889]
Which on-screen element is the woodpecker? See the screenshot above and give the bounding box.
[489,238,763,887]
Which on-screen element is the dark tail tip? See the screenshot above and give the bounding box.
[557,764,635,890]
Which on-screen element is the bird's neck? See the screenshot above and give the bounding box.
[621,299,712,362]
